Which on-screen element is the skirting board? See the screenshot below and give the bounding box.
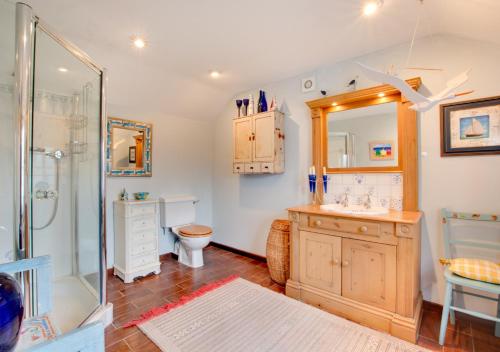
[209,241,267,263]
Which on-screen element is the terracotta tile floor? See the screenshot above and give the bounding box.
[105,246,500,352]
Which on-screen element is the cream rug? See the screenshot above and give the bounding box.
[126,276,429,352]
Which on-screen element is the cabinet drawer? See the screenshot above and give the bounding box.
[244,163,261,173]
[129,204,155,217]
[131,240,157,256]
[261,163,274,173]
[233,163,244,173]
[307,215,393,237]
[130,216,155,232]
[131,251,158,269]
[131,231,156,245]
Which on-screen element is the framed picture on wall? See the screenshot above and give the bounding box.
[369,140,394,161]
[128,146,136,163]
[441,96,500,156]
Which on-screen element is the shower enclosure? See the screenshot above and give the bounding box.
[1,1,108,332]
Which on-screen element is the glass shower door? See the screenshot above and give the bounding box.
[31,26,103,332]
[0,0,16,265]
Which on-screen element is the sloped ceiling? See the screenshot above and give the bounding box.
[23,0,500,121]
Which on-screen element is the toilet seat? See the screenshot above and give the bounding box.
[179,224,212,238]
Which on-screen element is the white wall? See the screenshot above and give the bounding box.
[212,34,500,310]
[105,106,214,268]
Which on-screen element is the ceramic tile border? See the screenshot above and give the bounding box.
[326,173,403,210]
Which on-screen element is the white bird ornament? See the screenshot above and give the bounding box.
[356,62,473,112]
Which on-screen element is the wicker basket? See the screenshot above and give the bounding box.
[266,219,291,285]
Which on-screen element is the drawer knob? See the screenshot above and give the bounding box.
[343,261,350,267]
[314,220,322,226]
[359,226,368,233]
[401,225,410,233]
[332,259,339,265]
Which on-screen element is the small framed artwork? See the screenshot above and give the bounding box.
[128,146,136,163]
[369,141,394,161]
[441,96,500,156]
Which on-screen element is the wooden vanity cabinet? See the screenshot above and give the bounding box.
[233,111,284,174]
[299,231,341,295]
[287,205,422,343]
[342,238,396,312]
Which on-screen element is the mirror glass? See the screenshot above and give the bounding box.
[112,127,144,169]
[327,102,398,168]
[107,117,152,176]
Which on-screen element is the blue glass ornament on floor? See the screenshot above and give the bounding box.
[0,273,24,352]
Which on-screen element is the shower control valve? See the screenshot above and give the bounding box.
[35,189,58,200]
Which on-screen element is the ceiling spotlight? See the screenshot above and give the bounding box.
[132,37,146,49]
[210,70,221,78]
[363,0,383,16]
[58,67,68,73]
[378,92,385,97]
[332,102,338,106]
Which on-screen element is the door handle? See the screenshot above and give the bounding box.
[342,261,350,267]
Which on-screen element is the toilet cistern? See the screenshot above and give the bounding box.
[159,195,212,268]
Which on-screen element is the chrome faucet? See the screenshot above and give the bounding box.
[340,191,349,208]
[363,193,372,209]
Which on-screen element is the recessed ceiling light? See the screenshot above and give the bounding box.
[332,102,338,106]
[58,67,68,73]
[210,70,221,79]
[378,92,385,97]
[132,37,146,49]
[363,0,383,16]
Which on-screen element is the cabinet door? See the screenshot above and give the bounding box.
[233,117,253,163]
[342,238,396,311]
[299,231,341,294]
[253,113,275,162]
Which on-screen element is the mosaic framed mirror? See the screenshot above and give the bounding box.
[106,117,152,176]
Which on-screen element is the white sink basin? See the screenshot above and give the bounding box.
[320,203,389,215]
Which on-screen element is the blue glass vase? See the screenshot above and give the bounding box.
[0,273,24,352]
[258,90,268,113]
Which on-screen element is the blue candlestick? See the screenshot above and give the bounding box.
[323,175,328,193]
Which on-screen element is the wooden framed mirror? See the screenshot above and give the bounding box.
[106,117,152,176]
[306,78,421,210]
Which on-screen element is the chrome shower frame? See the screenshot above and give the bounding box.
[13,2,108,318]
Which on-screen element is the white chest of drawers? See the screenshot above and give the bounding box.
[113,199,161,283]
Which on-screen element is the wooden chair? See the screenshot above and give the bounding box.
[439,208,500,345]
[0,255,104,351]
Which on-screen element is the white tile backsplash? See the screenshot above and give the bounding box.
[327,172,403,210]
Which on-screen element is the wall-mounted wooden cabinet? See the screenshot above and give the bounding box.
[233,111,284,174]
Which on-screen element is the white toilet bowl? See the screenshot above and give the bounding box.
[172,224,212,268]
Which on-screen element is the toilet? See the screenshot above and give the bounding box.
[159,196,212,268]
